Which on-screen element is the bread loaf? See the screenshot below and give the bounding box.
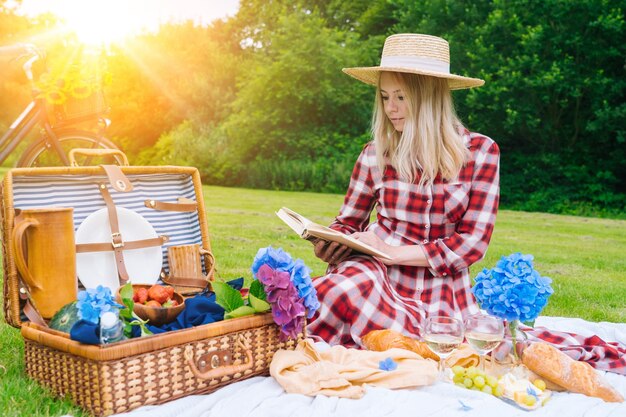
[362,329,440,361]
[522,342,623,402]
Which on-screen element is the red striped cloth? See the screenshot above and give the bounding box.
[523,325,626,375]
[308,129,499,346]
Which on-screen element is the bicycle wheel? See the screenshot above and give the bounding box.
[16,129,124,167]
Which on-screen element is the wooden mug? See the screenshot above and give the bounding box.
[12,207,77,319]
[168,244,211,279]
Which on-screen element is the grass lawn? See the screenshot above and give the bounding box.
[1,184,625,416]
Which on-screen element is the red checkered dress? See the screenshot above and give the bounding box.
[308,128,500,347]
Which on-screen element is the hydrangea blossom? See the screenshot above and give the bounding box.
[76,285,123,324]
[252,246,320,340]
[472,253,554,323]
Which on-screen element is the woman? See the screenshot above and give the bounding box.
[308,33,499,348]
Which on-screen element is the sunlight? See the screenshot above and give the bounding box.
[54,0,143,46]
[17,0,240,47]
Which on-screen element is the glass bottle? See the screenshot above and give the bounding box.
[100,311,126,344]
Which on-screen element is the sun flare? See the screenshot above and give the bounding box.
[52,0,149,46]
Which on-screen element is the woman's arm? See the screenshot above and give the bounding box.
[313,144,377,264]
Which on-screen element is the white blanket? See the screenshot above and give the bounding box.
[105,317,626,417]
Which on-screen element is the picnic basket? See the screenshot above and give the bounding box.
[1,162,299,416]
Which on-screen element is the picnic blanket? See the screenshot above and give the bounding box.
[102,316,625,417]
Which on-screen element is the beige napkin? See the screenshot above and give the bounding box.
[270,339,438,399]
[445,343,481,368]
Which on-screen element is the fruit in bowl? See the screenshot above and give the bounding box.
[117,284,185,326]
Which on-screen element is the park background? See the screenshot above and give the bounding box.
[0,1,624,415]
[1,0,624,218]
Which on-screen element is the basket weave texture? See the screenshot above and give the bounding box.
[2,165,300,416]
[50,90,108,125]
[22,314,297,416]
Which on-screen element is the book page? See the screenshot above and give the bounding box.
[276,207,392,261]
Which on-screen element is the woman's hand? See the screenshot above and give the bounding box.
[312,239,352,265]
[351,231,395,264]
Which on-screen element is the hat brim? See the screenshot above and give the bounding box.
[342,66,484,90]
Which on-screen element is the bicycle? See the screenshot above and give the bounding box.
[0,43,124,167]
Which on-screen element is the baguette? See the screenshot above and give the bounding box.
[362,329,440,361]
[522,342,623,402]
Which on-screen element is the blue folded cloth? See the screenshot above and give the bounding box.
[69,278,244,344]
[70,319,101,345]
[148,277,244,334]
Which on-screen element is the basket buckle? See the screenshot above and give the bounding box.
[111,232,124,249]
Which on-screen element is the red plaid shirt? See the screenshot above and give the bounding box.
[308,128,500,347]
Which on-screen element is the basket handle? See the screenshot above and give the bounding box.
[184,334,254,380]
[69,148,129,166]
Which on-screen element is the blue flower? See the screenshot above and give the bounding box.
[252,246,321,337]
[76,285,123,324]
[458,400,472,411]
[472,253,553,323]
[291,259,320,318]
[378,357,397,371]
[251,246,295,275]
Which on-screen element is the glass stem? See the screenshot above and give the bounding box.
[438,357,445,380]
[509,320,519,361]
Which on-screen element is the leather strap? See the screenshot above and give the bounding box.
[101,164,133,192]
[161,275,209,289]
[144,198,197,212]
[19,285,47,327]
[99,183,129,285]
[76,235,169,253]
[23,300,48,327]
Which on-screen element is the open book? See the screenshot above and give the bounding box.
[275,207,392,261]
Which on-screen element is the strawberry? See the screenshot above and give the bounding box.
[148,284,170,304]
[136,288,148,304]
[145,300,162,308]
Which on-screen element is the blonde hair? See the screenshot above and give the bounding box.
[372,72,468,186]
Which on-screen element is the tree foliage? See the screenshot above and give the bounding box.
[0,0,623,217]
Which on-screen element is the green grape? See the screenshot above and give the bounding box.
[494,385,504,397]
[452,365,466,375]
[486,375,498,388]
[466,366,478,379]
[453,373,465,384]
[481,385,493,395]
[473,375,486,388]
[463,377,474,389]
[524,395,537,407]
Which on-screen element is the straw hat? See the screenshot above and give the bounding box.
[343,33,484,90]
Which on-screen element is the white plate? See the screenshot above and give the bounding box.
[75,207,163,292]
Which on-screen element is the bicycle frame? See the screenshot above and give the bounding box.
[0,98,71,165]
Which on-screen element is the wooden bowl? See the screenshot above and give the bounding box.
[117,284,185,326]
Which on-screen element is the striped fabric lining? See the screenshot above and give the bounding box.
[12,173,205,277]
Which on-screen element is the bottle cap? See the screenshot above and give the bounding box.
[100,311,118,329]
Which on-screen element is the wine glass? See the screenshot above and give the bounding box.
[464,314,504,372]
[423,316,464,380]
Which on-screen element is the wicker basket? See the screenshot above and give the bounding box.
[22,314,297,416]
[50,90,108,125]
[2,164,300,415]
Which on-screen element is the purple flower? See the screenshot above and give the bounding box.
[472,253,553,323]
[252,246,320,340]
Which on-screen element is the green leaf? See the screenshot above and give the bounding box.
[224,305,256,320]
[120,282,134,300]
[249,293,271,313]
[212,281,244,313]
[249,279,267,301]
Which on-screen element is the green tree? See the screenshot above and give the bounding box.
[394,0,626,214]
